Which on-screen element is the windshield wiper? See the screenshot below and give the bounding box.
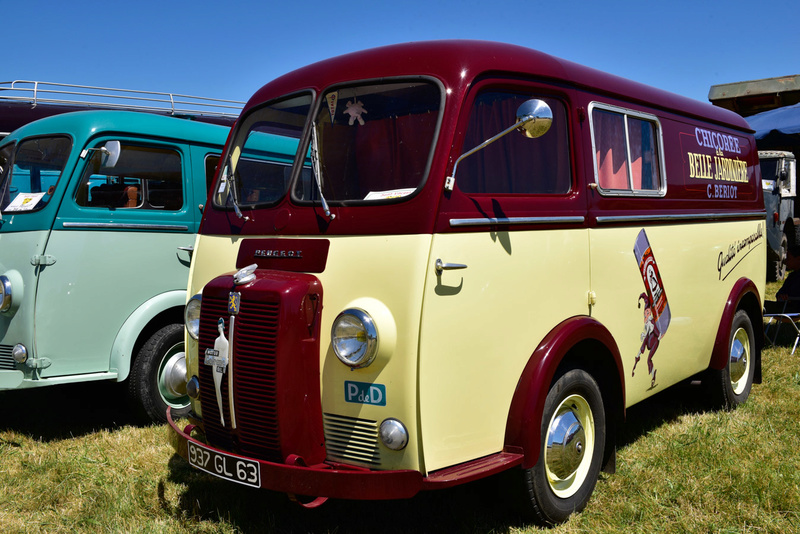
[310,123,334,221]
[221,156,250,222]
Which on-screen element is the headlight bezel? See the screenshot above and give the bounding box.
[0,275,12,313]
[184,294,202,340]
[331,308,379,369]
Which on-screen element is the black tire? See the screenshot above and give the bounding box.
[521,369,606,525]
[705,310,756,410]
[128,323,190,424]
[769,234,788,282]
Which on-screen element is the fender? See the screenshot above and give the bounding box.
[709,277,762,374]
[504,316,624,469]
[109,290,186,381]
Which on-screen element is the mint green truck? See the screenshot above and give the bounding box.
[0,110,231,422]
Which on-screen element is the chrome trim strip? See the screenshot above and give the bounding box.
[450,216,585,227]
[595,211,766,224]
[62,222,189,231]
[228,315,237,430]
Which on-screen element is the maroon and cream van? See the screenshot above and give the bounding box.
[167,41,764,524]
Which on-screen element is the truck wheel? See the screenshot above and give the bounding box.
[705,310,755,410]
[770,234,788,282]
[128,323,190,424]
[522,369,606,525]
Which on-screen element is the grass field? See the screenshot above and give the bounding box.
[1,282,799,533]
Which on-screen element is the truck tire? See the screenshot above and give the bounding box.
[128,323,190,424]
[521,368,606,525]
[704,310,755,410]
[769,234,788,282]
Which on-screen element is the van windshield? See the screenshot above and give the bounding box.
[298,81,441,203]
[0,136,72,214]
[213,81,441,210]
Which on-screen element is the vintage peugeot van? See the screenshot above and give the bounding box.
[167,41,765,524]
[0,110,232,423]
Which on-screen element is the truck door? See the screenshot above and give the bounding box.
[419,86,590,471]
[33,137,200,378]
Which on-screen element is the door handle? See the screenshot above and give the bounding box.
[435,258,467,276]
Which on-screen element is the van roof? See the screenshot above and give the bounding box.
[1,110,231,147]
[249,40,751,132]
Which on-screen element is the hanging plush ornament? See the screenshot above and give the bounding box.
[344,99,367,125]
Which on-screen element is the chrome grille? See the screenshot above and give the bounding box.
[0,345,14,370]
[323,413,381,467]
[198,294,283,462]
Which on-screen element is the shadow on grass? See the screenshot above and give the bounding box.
[161,379,736,533]
[0,380,138,441]
[163,453,531,534]
[616,376,730,450]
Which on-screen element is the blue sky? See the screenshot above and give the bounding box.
[4,0,798,106]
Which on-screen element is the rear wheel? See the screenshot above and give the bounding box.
[522,369,606,525]
[128,323,190,424]
[706,310,755,410]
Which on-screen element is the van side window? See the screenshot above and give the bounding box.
[457,92,571,195]
[75,143,183,210]
[591,105,663,194]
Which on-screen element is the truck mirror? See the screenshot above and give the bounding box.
[515,99,552,139]
[102,140,121,168]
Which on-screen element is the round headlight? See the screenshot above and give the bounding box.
[0,275,12,313]
[12,344,27,364]
[379,418,408,451]
[184,294,202,340]
[331,308,378,368]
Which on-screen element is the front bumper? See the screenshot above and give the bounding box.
[167,407,424,500]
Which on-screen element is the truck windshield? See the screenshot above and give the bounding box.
[0,136,72,214]
[213,80,441,210]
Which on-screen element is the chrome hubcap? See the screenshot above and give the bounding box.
[545,394,594,498]
[547,409,585,479]
[729,327,750,395]
[159,342,189,406]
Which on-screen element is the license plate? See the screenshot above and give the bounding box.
[187,440,261,488]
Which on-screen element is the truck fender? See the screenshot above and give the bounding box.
[504,316,625,469]
[109,290,186,382]
[709,277,762,381]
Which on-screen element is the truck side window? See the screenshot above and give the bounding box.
[76,143,183,210]
[591,105,662,193]
[457,92,571,195]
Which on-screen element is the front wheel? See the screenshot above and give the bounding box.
[705,309,756,410]
[128,323,190,424]
[521,369,606,525]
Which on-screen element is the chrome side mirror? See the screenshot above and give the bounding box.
[445,99,553,191]
[80,140,122,168]
[515,99,553,139]
[101,140,121,168]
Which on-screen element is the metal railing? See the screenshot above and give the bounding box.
[0,80,244,118]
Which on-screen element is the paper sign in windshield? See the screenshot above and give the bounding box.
[5,192,45,212]
[364,188,415,200]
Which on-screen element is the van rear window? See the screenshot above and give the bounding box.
[591,104,664,195]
